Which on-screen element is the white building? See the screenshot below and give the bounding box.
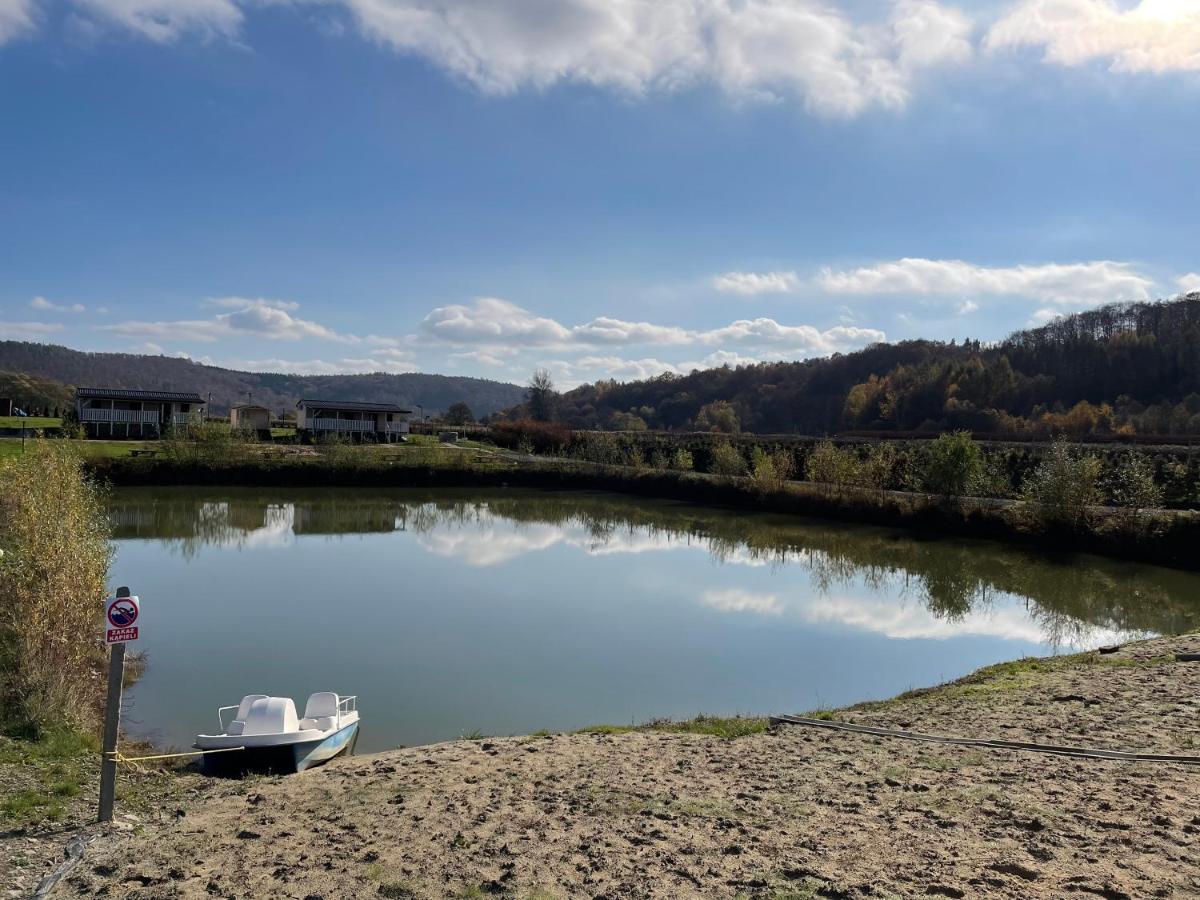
[75,387,206,438]
[295,399,411,443]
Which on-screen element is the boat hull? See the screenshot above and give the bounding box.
[202,722,359,775]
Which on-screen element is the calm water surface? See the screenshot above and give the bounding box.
[109,487,1200,752]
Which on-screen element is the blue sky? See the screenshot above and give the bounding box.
[2,0,1199,387]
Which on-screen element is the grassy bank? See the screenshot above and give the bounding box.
[85,448,1200,570]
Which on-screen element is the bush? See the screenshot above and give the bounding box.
[669,448,695,471]
[805,440,860,490]
[1103,450,1164,531]
[708,441,747,478]
[0,441,112,736]
[750,447,795,493]
[1021,438,1103,529]
[920,431,985,500]
[491,419,572,454]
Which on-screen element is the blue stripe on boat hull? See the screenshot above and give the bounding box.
[202,723,360,776]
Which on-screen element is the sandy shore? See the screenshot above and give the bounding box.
[14,633,1200,899]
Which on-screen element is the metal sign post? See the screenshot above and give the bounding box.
[98,586,139,824]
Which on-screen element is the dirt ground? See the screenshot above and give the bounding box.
[12,634,1200,899]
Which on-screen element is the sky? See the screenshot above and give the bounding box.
[1,0,1199,388]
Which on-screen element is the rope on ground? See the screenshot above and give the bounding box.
[769,715,1200,766]
[108,746,245,765]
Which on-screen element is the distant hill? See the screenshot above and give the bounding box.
[0,342,526,417]
[525,295,1200,437]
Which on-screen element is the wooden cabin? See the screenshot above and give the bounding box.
[75,387,205,438]
[295,399,411,443]
[230,404,271,433]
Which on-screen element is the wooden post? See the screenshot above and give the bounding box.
[97,586,130,824]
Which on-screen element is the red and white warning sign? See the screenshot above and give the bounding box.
[105,595,140,644]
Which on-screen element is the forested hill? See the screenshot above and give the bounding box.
[540,295,1200,437]
[0,342,526,416]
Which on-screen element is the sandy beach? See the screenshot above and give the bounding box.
[8,634,1199,899]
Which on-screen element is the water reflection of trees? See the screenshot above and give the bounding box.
[108,487,1200,638]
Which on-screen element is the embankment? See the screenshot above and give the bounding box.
[86,455,1200,571]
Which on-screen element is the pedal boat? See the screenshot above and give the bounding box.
[194,692,359,774]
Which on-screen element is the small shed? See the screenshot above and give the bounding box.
[230,404,271,432]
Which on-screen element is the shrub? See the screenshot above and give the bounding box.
[1021,438,1103,529]
[708,441,747,478]
[920,431,985,500]
[1103,450,1164,531]
[805,440,860,490]
[491,419,572,454]
[572,432,624,465]
[669,448,695,471]
[649,450,669,470]
[0,441,112,736]
[750,447,795,493]
[859,442,897,491]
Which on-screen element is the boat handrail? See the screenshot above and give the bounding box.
[217,705,240,732]
[337,695,357,729]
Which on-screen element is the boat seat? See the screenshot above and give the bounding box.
[242,697,299,736]
[300,692,341,732]
[226,693,268,736]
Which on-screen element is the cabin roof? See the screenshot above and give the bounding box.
[76,387,206,403]
[231,404,270,411]
[297,399,412,413]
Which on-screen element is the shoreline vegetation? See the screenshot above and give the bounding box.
[55,424,1200,571]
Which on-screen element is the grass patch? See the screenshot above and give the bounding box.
[0,727,97,827]
[0,416,61,429]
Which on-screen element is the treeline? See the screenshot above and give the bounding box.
[521,295,1200,437]
[490,420,1200,510]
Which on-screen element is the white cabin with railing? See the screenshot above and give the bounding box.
[75,387,206,438]
[296,399,412,443]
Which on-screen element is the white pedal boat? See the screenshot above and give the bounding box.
[195,692,359,774]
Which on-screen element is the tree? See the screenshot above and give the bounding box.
[695,400,740,434]
[920,431,985,500]
[1021,438,1103,529]
[445,402,474,425]
[708,441,747,478]
[527,369,557,422]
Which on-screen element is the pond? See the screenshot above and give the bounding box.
[108,487,1200,752]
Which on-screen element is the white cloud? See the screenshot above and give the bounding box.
[986,0,1200,73]
[0,0,36,44]
[957,299,979,314]
[71,0,242,42]
[422,297,571,346]
[575,356,684,381]
[1176,272,1200,294]
[818,257,1155,305]
[0,320,63,340]
[712,270,799,295]
[699,319,886,351]
[342,0,973,118]
[102,297,357,343]
[700,588,784,615]
[236,355,417,375]
[31,296,86,314]
[421,297,884,359]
